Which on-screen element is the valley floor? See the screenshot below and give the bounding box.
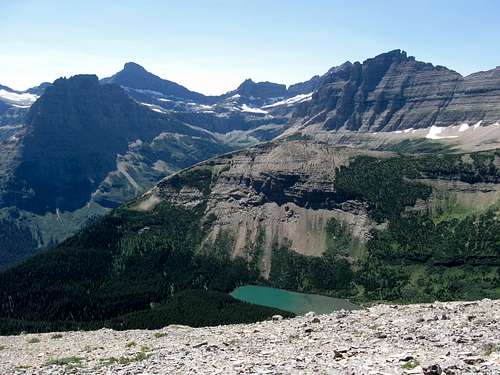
[1,299,499,374]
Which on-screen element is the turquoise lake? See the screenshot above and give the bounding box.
[231,285,361,315]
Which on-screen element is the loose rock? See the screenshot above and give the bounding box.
[0,299,498,374]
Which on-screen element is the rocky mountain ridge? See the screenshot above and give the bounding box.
[1,49,500,270]
[133,139,500,287]
[0,75,230,268]
[101,62,208,103]
[293,50,500,133]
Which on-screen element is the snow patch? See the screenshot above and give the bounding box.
[240,104,268,114]
[0,89,38,105]
[0,124,23,130]
[458,123,469,132]
[198,104,214,110]
[473,120,483,129]
[426,126,458,140]
[128,88,164,97]
[262,92,313,108]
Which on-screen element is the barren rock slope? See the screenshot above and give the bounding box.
[1,299,499,374]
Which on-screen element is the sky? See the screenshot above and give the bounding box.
[1,0,499,95]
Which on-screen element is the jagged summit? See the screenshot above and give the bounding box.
[232,78,288,99]
[123,61,148,71]
[101,62,207,102]
[295,49,499,131]
[4,73,215,215]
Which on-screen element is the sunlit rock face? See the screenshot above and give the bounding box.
[296,50,500,132]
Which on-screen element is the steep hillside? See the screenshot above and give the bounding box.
[1,139,499,333]
[0,75,231,268]
[292,50,500,132]
[3,74,219,214]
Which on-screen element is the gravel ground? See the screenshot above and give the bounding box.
[1,299,499,374]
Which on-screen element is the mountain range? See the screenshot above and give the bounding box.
[1,49,500,269]
[0,50,499,327]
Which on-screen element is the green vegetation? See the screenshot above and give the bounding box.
[0,196,290,334]
[27,337,41,344]
[484,343,499,356]
[335,155,433,221]
[0,219,38,269]
[0,148,499,334]
[238,226,266,272]
[45,356,83,367]
[153,332,167,338]
[401,359,420,370]
[126,341,136,348]
[325,218,364,259]
[50,333,63,339]
[377,138,455,154]
[104,290,293,330]
[99,352,149,366]
[270,243,355,297]
[349,152,500,302]
[270,151,500,303]
[168,167,213,196]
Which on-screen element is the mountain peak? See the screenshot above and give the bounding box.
[52,74,99,89]
[363,49,410,65]
[123,62,147,72]
[233,78,287,99]
[101,62,206,103]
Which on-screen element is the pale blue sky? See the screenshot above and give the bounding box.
[1,0,499,94]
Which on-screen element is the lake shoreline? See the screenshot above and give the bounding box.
[230,285,361,315]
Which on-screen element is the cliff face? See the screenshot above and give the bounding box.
[142,142,382,277]
[3,75,220,214]
[0,75,230,268]
[131,139,500,299]
[296,50,500,132]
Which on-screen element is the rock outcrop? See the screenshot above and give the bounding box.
[0,75,229,268]
[134,139,500,290]
[3,74,220,214]
[295,50,500,132]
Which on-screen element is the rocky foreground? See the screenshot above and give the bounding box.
[1,299,499,374]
